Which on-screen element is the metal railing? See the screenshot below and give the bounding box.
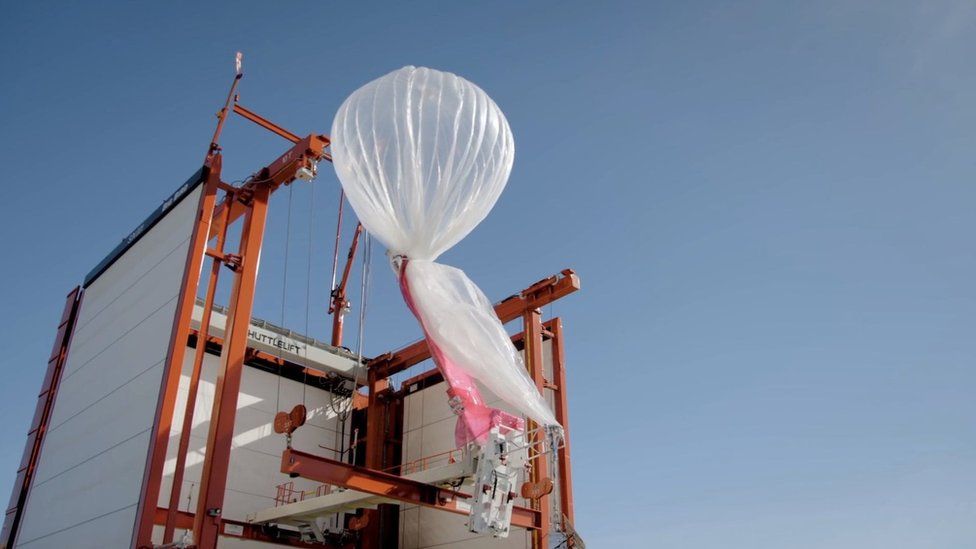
[273,481,335,507]
[384,447,468,476]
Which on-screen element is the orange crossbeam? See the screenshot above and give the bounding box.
[233,103,301,143]
[280,448,542,530]
[207,134,331,241]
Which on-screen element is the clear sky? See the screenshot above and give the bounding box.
[1,2,974,547]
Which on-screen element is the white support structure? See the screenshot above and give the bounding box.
[189,302,365,383]
[468,428,527,538]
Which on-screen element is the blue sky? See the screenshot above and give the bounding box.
[2,2,975,547]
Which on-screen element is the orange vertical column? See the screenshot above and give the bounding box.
[523,308,552,549]
[549,318,575,528]
[162,182,232,543]
[133,163,220,548]
[361,368,392,548]
[1,287,82,548]
[193,183,271,549]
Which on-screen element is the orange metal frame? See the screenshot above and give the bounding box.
[1,288,83,548]
[133,74,331,548]
[10,69,580,549]
[329,222,363,347]
[523,308,552,547]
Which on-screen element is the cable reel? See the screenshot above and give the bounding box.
[273,404,308,448]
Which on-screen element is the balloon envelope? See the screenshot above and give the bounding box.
[332,66,559,432]
[331,66,515,261]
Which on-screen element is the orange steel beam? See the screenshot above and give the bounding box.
[368,269,580,379]
[280,448,542,530]
[194,182,272,549]
[135,72,335,548]
[550,318,575,527]
[162,170,232,543]
[207,133,330,241]
[363,367,402,548]
[329,222,363,347]
[524,309,551,549]
[133,167,221,549]
[364,370,389,471]
[206,73,243,160]
[361,370,389,548]
[1,287,82,547]
[233,103,301,144]
[155,507,194,531]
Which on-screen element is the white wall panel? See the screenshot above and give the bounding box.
[155,349,352,547]
[18,504,137,549]
[400,505,531,549]
[30,360,164,486]
[16,186,202,548]
[15,176,361,548]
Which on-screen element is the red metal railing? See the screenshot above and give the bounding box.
[273,481,335,507]
[384,447,466,476]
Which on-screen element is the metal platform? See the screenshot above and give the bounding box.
[190,299,366,383]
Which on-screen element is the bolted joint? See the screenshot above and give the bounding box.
[223,254,243,272]
[235,186,255,206]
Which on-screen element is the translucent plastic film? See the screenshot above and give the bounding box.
[404,260,558,427]
[332,66,559,431]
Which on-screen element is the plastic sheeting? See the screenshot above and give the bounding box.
[332,66,559,441]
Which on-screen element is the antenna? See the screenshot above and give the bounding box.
[205,51,245,162]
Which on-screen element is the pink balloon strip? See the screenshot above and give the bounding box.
[398,259,525,446]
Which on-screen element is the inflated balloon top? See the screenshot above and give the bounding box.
[332,67,559,441]
[331,66,515,261]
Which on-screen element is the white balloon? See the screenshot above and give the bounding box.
[331,66,559,431]
[331,66,514,261]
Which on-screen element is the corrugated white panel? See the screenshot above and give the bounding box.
[400,505,531,549]
[16,186,202,548]
[398,341,554,549]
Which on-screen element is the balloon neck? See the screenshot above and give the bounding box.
[389,253,408,276]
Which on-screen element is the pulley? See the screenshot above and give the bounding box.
[273,404,308,447]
